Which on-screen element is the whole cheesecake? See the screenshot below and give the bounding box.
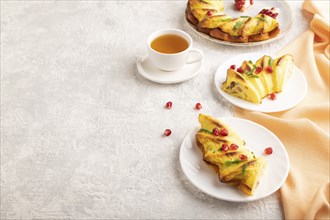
[186,0,280,43]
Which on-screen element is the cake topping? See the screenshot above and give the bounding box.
[234,0,254,12]
[255,66,262,74]
[259,7,279,19]
[220,128,229,136]
[266,66,273,73]
[221,143,229,152]
[237,67,244,73]
[239,154,248,160]
[212,128,220,136]
[230,143,239,150]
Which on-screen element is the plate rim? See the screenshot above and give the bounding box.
[179,116,290,202]
[184,0,293,47]
[136,55,203,84]
[213,52,308,112]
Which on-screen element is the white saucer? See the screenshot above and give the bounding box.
[136,55,203,84]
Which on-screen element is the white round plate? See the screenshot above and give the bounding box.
[214,53,307,112]
[180,117,289,202]
[136,55,203,84]
[185,0,293,47]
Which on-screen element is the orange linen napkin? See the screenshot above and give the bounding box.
[235,0,330,219]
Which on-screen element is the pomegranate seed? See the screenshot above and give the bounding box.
[221,143,229,152]
[259,8,278,19]
[230,65,236,70]
[269,93,277,100]
[250,0,254,5]
[266,66,273,73]
[234,1,241,10]
[207,10,212,16]
[264,147,273,155]
[220,128,228,136]
[213,128,220,136]
[165,101,172,109]
[239,154,247,160]
[195,103,202,110]
[255,66,262,74]
[237,67,244,73]
[164,129,172,136]
[230,143,239,150]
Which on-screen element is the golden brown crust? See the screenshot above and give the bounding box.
[185,4,280,43]
[195,138,219,174]
[186,4,199,26]
[210,28,249,43]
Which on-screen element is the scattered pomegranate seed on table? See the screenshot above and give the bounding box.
[266,66,273,73]
[195,102,202,110]
[212,128,220,136]
[165,101,172,109]
[206,10,212,16]
[239,154,247,160]
[220,128,228,136]
[221,143,229,152]
[230,143,239,150]
[164,129,172,136]
[230,65,236,70]
[269,93,277,100]
[264,147,273,155]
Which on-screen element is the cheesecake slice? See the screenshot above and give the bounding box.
[221,68,262,103]
[221,54,294,104]
[195,114,267,195]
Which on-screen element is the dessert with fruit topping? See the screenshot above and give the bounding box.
[221,54,294,103]
[186,0,281,43]
[195,114,267,195]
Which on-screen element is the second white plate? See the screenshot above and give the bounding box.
[214,53,307,112]
[180,117,290,202]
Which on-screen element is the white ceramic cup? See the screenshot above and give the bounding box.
[147,29,204,71]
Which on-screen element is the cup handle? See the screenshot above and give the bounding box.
[187,48,204,64]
